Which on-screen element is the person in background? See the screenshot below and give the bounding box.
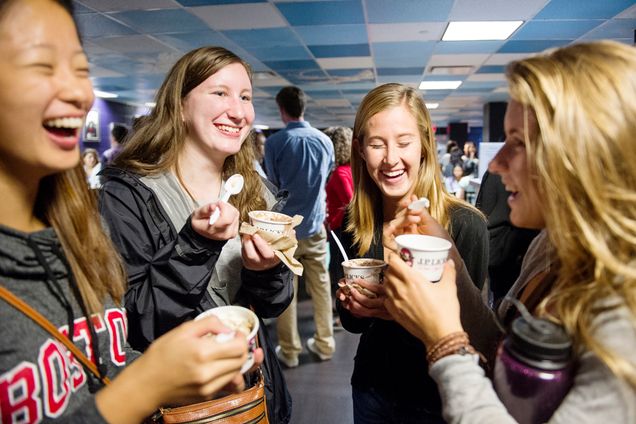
[0,1,250,422]
[265,86,335,367]
[444,164,466,200]
[101,123,128,166]
[252,131,267,178]
[462,140,479,178]
[99,47,293,423]
[439,139,458,169]
[336,83,493,423]
[383,41,636,423]
[82,147,102,189]
[324,126,354,285]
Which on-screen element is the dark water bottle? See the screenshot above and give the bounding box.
[494,299,574,424]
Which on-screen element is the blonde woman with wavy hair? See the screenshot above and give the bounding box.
[383,41,636,423]
[99,46,293,422]
[336,83,493,423]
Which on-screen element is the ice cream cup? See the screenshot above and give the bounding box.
[196,306,259,374]
[341,258,387,298]
[248,210,293,236]
[394,234,452,282]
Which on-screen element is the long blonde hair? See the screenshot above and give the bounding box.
[348,83,479,255]
[507,40,636,387]
[114,47,266,220]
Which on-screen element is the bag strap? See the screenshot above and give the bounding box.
[0,284,111,385]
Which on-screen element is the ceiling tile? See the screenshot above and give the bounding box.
[276,1,364,25]
[78,0,180,11]
[366,0,454,23]
[534,0,636,19]
[373,41,436,68]
[295,24,368,45]
[466,73,507,82]
[449,0,548,20]
[316,57,374,69]
[581,18,636,40]
[498,39,572,53]
[427,54,490,67]
[75,13,138,38]
[90,35,174,53]
[107,9,210,33]
[368,22,446,42]
[189,3,286,29]
[309,44,370,58]
[484,53,534,65]
[223,28,303,48]
[511,20,602,40]
[155,31,230,51]
[434,41,505,54]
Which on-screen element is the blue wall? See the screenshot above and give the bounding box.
[81,98,143,155]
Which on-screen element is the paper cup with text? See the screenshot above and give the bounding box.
[341,258,387,298]
[196,306,259,374]
[248,210,293,236]
[394,235,452,282]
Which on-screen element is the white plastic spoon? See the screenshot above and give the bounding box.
[408,197,430,211]
[208,174,244,225]
[330,230,349,263]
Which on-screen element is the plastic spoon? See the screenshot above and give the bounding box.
[330,230,349,262]
[208,174,244,225]
[408,197,430,211]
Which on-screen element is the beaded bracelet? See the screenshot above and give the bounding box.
[426,331,481,365]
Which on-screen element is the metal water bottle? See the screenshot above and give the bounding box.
[493,299,573,424]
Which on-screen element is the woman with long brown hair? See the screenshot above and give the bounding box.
[99,46,293,423]
[0,0,249,422]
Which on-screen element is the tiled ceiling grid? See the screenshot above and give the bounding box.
[75,0,636,130]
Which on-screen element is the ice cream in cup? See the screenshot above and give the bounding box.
[248,211,293,236]
[196,306,259,374]
[341,258,387,298]
[394,234,452,282]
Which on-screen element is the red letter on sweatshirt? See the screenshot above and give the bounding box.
[0,362,42,424]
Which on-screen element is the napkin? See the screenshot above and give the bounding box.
[239,214,304,276]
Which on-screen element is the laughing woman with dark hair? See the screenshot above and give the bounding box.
[0,1,249,422]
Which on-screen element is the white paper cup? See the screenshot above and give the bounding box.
[341,258,387,298]
[196,306,259,374]
[394,235,452,282]
[248,211,293,236]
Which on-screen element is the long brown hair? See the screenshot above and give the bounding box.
[507,41,636,387]
[348,83,480,255]
[114,46,266,220]
[36,168,126,313]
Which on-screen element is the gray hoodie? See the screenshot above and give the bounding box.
[0,224,138,422]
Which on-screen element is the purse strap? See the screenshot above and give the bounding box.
[0,284,111,385]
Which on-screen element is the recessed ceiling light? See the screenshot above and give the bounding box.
[429,66,474,75]
[419,80,462,90]
[442,21,523,41]
[425,103,439,109]
[254,124,270,130]
[94,90,118,99]
[145,102,156,107]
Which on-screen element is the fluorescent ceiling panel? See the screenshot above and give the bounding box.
[442,21,523,41]
[419,80,463,90]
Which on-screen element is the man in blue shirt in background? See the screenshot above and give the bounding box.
[265,86,335,367]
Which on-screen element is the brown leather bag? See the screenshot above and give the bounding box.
[153,371,269,423]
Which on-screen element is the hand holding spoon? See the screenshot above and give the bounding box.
[209,174,244,225]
